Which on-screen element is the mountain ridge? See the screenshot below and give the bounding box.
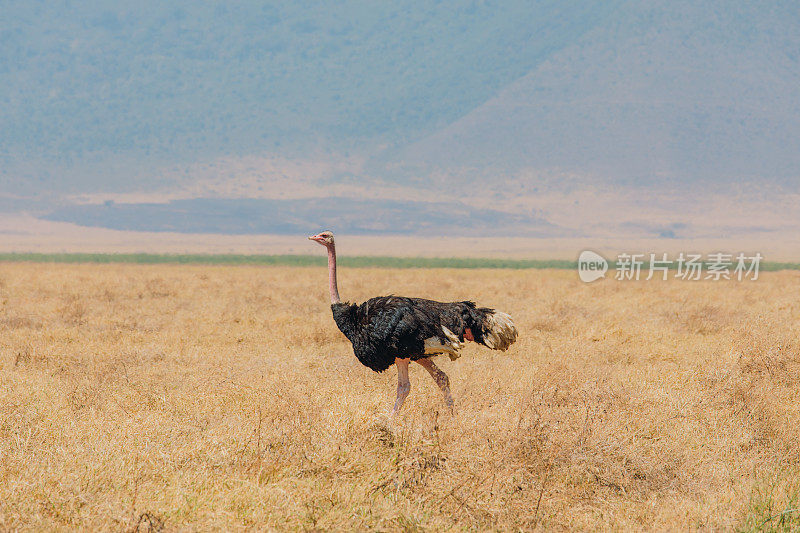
[1,1,798,239]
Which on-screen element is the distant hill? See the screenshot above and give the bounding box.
[396,0,800,186]
[1,0,799,238]
[1,0,619,193]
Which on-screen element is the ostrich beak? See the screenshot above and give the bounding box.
[308,234,322,242]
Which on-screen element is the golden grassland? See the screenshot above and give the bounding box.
[0,263,799,531]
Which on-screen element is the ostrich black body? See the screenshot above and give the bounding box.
[331,296,497,372]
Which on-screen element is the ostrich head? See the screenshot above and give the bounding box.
[308,231,335,247]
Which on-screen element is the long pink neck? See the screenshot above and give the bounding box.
[327,244,341,304]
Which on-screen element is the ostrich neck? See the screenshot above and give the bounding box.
[327,244,341,304]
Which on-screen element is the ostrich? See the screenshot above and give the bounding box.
[308,231,518,415]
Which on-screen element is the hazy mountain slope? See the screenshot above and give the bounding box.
[395,0,800,186]
[0,0,619,193]
[2,1,799,240]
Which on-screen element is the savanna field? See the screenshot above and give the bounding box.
[1,263,799,531]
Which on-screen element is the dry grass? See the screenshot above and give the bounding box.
[1,263,799,531]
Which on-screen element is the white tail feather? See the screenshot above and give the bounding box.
[483,311,518,351]
[424,316,517,361]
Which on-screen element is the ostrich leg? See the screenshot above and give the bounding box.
[390,358,411,416]
[417,357,454,411]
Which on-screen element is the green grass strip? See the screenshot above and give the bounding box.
[0,252,797,271]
